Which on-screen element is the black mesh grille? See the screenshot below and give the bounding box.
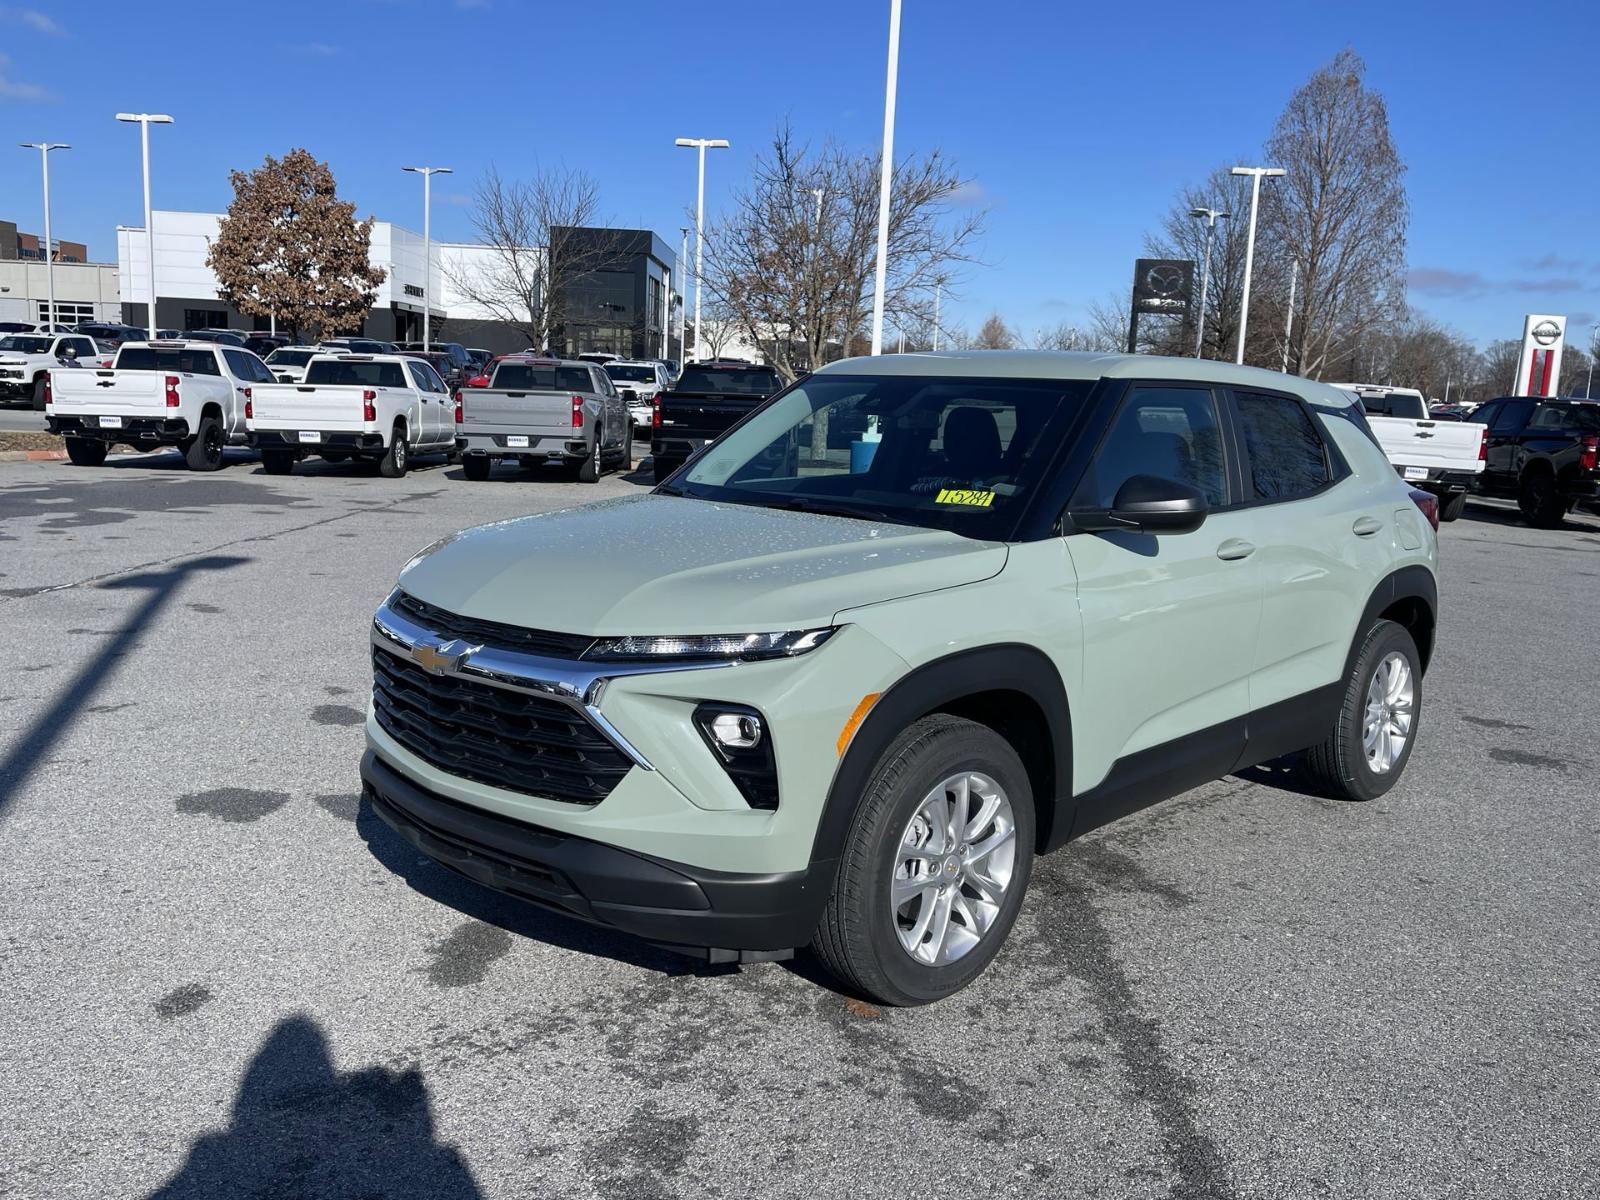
[392,591,594,660]
[371,647,630,804]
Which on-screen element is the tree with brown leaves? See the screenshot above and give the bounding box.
[208,148,385,341]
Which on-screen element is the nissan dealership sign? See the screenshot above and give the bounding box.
[1513,314,1567,397]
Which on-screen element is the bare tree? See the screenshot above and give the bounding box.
[973,312,1015,349]
[444,166,615,349]
[1259,50,1408,378]
[701,125,985,381]
[1142,167,1260,360]
[697,300,741,359]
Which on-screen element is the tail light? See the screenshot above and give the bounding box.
[453,392,463,424]
[1408,488,1440,531]
[362,389,376,422]
[652,394,662,430]
[1478,431,1487,461]
[1580,436,1599,472]
[244,391,253,420]
[570,394,584,429]
[43,374,52,406]
[164,375,180,408]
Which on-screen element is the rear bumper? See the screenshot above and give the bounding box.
[360,750,822,961]
[47,414,189,443]
[457,432,585,459]
[651,436,708,459]
[249,429,384,452]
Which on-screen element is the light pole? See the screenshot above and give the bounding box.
[1229,165,1283,365]
[20,142,69,330]
[674,137,730,365]
[402,166,451,348]
[932,279,942,352]
[678,226,691,364]
[1188,206,1228,357]
[1281,258,1298,373]
[870,0,903,355]
[1588,322,1599,399]
[116,113,173,339]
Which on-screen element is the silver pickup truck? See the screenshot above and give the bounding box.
[456,358,632,483]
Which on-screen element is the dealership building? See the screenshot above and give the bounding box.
[114,211,681,358]
[0,217,120,327]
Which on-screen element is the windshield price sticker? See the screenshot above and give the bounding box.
[934,488,995,508]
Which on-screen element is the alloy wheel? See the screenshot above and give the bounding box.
[1362,651,1414,774]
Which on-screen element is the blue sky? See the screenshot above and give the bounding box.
[1,0,1593,349]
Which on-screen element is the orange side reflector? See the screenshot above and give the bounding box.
[836,692,882,757]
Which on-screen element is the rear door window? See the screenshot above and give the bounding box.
[1233,391,1333,501]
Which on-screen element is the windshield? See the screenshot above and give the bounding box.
[673,373,1091,536]
[675,366,781,395]
[0,336,55,354]
[266,350,314,367]
[305,359,407,388]
[606,364,656,383]
[115,347,221,375]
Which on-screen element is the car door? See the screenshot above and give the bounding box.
[1062,382,1260,795]
[1481,399,1533,490]
[1225,388,1390,739]
[407,361,441,443]
[220,349,257,432]
[590,367,617,448]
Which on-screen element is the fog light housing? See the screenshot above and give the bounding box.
[693,703,779,810]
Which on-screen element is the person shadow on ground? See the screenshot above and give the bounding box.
[146,1015,482,1199]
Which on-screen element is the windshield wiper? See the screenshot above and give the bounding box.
[774,497,902,524]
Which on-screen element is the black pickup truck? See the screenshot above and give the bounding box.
[650,362,785,483]
[1469,396,1600,527]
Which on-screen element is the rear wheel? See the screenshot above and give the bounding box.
[260,448,296,476]
[620,422,634,467]
[813,715,1035,1006]
[1304,619,1421,802]
[378,426,409,478]
[652,456,681,485]
[64,436,108,467]
[462,454,491,482]
[577,429,601,483]
[1518,470,1565,528]
[1439,491,1467,522]
[183,414,225,472]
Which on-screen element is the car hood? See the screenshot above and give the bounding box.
[397,493,1007,636]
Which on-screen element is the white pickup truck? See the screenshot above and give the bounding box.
[1329,382,1486,522]
[245,353,456,477]
[46,340,275,469]
[0,332,100,410]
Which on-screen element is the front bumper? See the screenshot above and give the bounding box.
[47,414,190,443]
[249,429,384,452]
[362,750,818,959]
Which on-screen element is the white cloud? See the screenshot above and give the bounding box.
[295,41,340,56]
[2,7,64,35]
[0,50,52,101]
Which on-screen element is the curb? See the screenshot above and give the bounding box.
[0,447,143,463]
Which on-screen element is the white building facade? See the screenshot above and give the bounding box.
[0,258,120,327]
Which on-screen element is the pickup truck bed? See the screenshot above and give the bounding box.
[456,359,630,483]
[1330,383,1485,521]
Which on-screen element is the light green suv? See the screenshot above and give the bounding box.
[361,351,1438,1005]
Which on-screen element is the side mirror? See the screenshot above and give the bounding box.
[61,346,77,360]
[1070,474,1208,535]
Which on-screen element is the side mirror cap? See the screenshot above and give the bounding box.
[1070,474,1208,535]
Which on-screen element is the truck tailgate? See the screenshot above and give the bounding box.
[657,395,762,439]
[48,369,169,416]
[461,388,573,437]
[250,383,372,432]
[1371,417,1485,474]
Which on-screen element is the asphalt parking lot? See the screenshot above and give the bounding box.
[2,448,1597,1200]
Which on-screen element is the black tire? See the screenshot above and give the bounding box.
[462,454,491,482]
[183,414,225,472]
[1303,619,1421,802]
[577,429,601,483]
[378,425,409,478]
[652,456,681,486]
[620,422,634,467]
[64,436,108,467]
[1439,491,1467,522]
[32,376,48,411]
[1518,470,1565,528]
[812,715,1036,1007]
[260,448,296,476]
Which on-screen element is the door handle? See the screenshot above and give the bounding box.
[1215,538,1255,561]
[1352,516,1384,537]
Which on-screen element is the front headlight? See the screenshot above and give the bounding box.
[583,627,837,662]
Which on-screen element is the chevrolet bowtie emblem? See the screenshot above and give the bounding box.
[410,638,475,675]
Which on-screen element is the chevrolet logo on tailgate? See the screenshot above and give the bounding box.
[410,638,476,675]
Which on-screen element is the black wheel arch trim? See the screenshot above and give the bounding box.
[1350,564,1437,679]
[808,643,1073,874]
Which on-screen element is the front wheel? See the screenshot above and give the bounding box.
[32,377,48,411]
[64,436,108,467]
[378,427,409,478]
[813,715,1035,1006]
[1304,619,1421,802]
[1439,491,1467,522]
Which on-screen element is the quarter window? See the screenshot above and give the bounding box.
[1235,392,1332,501]
[1079,386,1227,508]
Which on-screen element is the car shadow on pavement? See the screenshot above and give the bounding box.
[0,554,250,823]
[144,1015,482,1199]
[353,792,737,980]
[101,449,258,471]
